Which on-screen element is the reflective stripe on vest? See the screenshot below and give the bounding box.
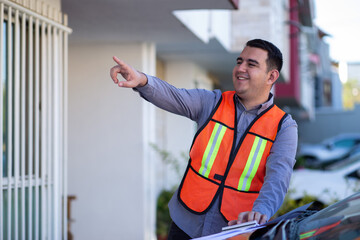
[237,136,267,191]
[199,122,227,177]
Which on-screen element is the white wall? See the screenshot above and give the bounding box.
[68,43,156,240]
[173,10,231,51]
[67,42,215,239]
[157,61,214,190]
[298,105,360,144]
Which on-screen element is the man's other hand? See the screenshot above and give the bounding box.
[228,211,267,226]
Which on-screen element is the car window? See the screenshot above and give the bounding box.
[334,139,357,148]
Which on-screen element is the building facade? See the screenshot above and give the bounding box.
[1,0,325,239]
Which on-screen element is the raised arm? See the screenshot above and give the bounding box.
[110,56,148,88]
[110,57,222,123]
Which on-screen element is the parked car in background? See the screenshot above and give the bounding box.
[290,151,360,206]
[297,133,360,168]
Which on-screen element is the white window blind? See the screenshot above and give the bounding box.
[0,0,71,239]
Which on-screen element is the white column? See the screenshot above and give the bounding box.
[141,42,157,240]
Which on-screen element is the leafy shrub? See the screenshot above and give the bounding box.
[156,189,175,239]
[273,189,335,219]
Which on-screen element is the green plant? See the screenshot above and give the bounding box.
[272,188,336,219]
[156,188,175,239]
[273,190,316,218]
[150,143,188,178]
[294,156,306,169]
[150,144,188,239]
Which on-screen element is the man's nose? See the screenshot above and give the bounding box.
[235,62,246,72]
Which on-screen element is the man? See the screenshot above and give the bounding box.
[110,39,298,239]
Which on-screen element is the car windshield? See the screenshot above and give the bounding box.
[295,192,360,239]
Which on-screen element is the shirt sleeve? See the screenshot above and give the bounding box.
[135,74,221,123]
[252,114,298,219]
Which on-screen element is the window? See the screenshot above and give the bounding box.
[0,1,71,239]
[333,139,357,148]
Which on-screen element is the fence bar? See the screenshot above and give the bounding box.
[0,2,4,238]
[41,19,48,240]
[58,27,65,240]
[7,7,13,240]
[53,25,60,240]
[34,16,40,240]
[47,22,53,239]
[14,9,20,240]
[28,15,34,240]
[58,28,64,240]
[61,15,69,238]
[20,11,26,240]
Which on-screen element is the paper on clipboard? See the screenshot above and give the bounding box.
[221,220,258,231]
[191,202,314,240]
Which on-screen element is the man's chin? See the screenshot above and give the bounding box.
[232,85,246,94]
[234,91,246,98]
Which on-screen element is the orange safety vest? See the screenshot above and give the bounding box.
[178,91,287,221]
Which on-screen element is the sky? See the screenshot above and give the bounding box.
[314,0,360,63]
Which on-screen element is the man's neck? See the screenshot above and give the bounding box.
[236,94,271,110]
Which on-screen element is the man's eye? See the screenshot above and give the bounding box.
[248,63,255,67]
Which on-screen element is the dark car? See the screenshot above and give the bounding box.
[229,191,360,240]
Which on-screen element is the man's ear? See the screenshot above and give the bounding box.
[267,69,279,85]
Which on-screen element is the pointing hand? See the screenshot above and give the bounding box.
[110,56,148,88]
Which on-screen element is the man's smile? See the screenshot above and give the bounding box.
[235,75,249,81]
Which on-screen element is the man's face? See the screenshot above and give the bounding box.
[232,46,273,101]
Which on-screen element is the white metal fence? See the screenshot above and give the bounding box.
[0,0,71,239]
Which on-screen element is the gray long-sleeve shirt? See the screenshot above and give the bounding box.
[136,75,298,238]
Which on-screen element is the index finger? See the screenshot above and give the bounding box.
[113,56,124,66]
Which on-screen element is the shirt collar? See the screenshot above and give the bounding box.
[235,93,274,115]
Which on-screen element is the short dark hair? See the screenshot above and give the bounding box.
[246,39,283,72]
